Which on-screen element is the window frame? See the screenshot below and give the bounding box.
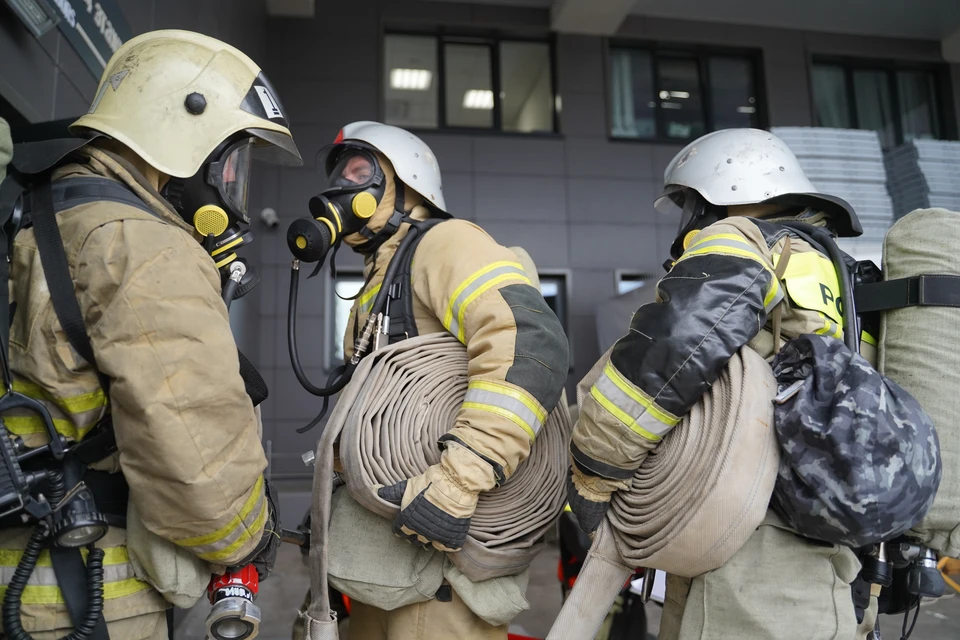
[536,268,574,372]
[604,39,768,144]
[613,270,654,295]
[808,55,956,146]
[382,28,561,137]
[324,268,368,371]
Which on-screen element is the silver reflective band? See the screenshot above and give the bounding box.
[463,386,544,439]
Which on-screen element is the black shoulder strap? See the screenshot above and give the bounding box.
[20,176,111,638]
[388,218,446,344]
[30,178,111,394]
[855,275,960,313]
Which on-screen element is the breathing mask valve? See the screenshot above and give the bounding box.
[286,146,385,265]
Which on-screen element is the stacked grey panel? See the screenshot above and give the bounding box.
[885,140,960,218]
[771,127,892,264]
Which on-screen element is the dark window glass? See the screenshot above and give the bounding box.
[609,46,762,141]
[709,56,759,130]
[812,64,852,129]
[811,59,947,148]
[853,69,895,149]
[383,33,557,133]
[500,41,553,133]
[657,57,704,140]
[383,35,439,129]
[445,43,493,129]
[609,49,656,138]
[898,70,941,141]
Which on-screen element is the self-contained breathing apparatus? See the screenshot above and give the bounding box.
[0,135,269,640]
[284,139,447,433]
[672,198,946,639]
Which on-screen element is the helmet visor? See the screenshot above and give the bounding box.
[217,138,254,218]
[325,149,380,192]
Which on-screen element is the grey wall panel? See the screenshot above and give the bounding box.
[569,222,660,271]
[567,177,660,224]
[474,175,568,222]
[473,136,566,176]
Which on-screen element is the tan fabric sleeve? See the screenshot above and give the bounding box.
[411,220,569,487]
[76,217,267,566]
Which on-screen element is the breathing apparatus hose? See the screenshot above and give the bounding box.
[286,217,426,400]
[2,471,106,640]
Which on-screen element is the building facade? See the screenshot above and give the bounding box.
[1,0,959,494]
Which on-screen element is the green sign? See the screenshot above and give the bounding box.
[50,0,131,79]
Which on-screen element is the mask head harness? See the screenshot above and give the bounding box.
[162,134,256,272]
[287,140,409,265]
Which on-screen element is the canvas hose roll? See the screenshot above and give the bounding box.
[547,345,780,640]
[299,332,572,639]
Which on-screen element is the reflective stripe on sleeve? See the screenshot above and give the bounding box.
[590,362,679,442]
[462,380,547,441]
[679,233,783,312]
[443,262,531,342]
[173,475,268,563]
[0,546,150,605]
[358,283,381,315]
[2,380,108,441]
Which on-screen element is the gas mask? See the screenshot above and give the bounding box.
[286,145,388,265]
[663,187,726,262]
[162,136,256,272]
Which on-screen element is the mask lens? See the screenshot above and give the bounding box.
[326,150,377,190]
[219,139,254,217]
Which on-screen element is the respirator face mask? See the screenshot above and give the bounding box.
[162,136,256,271]
[286,146,386,265]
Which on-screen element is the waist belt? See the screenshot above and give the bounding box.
[301,333,571,637]
[546,346,780,640]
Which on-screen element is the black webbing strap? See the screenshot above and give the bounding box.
[30,178,111,395]
[30,177,109,639]
[387,218,445,345]
[855,275,960,313]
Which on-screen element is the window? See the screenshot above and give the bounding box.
[538,273,569,332]
[330,272,366,366]
[811,59,947,148]
[615,271,650,295]
[384,32,557,133]
[609,45,762,141]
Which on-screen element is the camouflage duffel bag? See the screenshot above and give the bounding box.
[769,333,942,548]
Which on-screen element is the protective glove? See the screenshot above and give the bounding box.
[567,460,622,535]
[378,440,497,553]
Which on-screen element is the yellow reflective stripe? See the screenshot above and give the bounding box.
[603,363,678,429]
[563,503,572,512]
[358,283,381,314]
[0,546,150,604]
[814,312,842,339]
[11,381,107,414]
[3,416,96,440]
[468,381,546,423]
[862,331,877,347]
[462,401,537,440]
[682,235,782,311]
[463,380,546,439]
[0,546,131,568]
[175,476,264,549]
[589,385,660,442]
[443,261,531,342]
[196,500,269,563]
[0,579,150,605]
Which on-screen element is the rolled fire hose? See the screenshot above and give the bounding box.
[546,345,780,640]
[300,332,572,640]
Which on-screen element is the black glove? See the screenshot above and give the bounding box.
[236,478,282,581]
[566,471,611,535]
